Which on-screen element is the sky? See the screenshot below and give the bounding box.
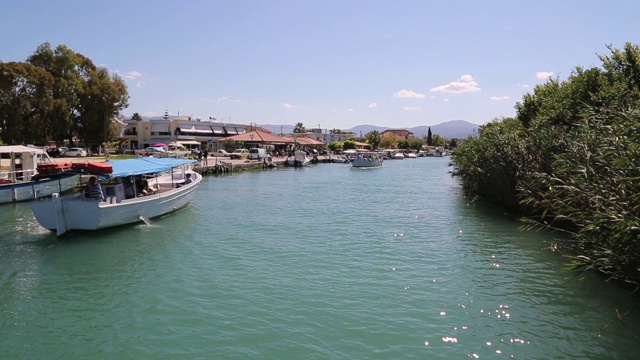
[2,1,640,130]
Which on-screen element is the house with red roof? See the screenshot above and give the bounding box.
[380,129,415,140]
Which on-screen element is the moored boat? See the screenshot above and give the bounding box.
[32,157,200,236]
[0,145,80,204]
[286,150,311,167]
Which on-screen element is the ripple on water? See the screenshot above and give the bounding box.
[0,159,639,359]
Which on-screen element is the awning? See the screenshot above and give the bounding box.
[212,127,225,135]
[103,158,196,179]
[181,125,213,134]
[177,141,201,145]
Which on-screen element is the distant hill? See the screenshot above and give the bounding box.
[261,120,479,139]
[352,120,480,139]
[415,120,480,139]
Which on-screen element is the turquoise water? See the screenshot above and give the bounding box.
[1,157,639,359]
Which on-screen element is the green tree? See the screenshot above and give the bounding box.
[25,42,129,146]
[328,141,342,151]
[379,134,399,149]
[0,62,54,145]
[293,122,306,133]
[131,112,143,121]
[365,130,381,149]
[427,127,433,146]
[342,139,356,149]
[408,137,424,150]
[431,134,446,147]
[77,66,129,145]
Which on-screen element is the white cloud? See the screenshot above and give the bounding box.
[402,106,422,111]
[283,103,301,109]
[218,96,230,101]
[124,71,142,80]
[490,96,509,101]
[348,108,354,112]
[368,102,378,108]
[430,74,481,94]
[516,83,530,88]
[442,98,450,102]
[393,89,426,99]
[536,71,554,79]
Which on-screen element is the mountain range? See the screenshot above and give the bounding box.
[260,120,480,139]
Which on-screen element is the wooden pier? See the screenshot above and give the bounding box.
[192,157,290,175]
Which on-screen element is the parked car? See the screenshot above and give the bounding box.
[64,147,87,157]
[46,147,66,158]
[210,149,231,157]
[229,149,249,159]
[248,148,270,160]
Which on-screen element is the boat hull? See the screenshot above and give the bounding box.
[352,158,383,168]
[32,173,200,236]
[0,173,80,204]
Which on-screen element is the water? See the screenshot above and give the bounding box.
[1,157,638,359]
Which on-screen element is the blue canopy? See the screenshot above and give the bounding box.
[101,157,196,179]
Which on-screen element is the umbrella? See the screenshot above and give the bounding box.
[152,143,167,147]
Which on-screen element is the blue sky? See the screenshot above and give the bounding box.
[1,1,639,130]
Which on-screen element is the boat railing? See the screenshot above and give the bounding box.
[0,168,37,182]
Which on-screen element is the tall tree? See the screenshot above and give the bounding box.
[0,62,54,144]
[427,127,433,146]
[293,122,306,133]
[77,67,128,145]
[26,42,129,146]
[365,130,381,149]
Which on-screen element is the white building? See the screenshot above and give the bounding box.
[281,128,356,145]
[119,116,247,151]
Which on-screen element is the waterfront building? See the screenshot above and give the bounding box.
[281,128,357,146]
[119,115,247,151]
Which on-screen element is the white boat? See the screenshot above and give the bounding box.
[0,145,80,204]
[381,149,404,159]
[286,150,311,167]
[32,157,201,236]
[352,151,384,168]
[391,152,405,160]
[405,152,417,159]
[331,155,349,163]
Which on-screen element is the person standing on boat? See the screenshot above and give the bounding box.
[84,176,105,201]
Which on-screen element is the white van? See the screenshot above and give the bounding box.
[248,148,270,160]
